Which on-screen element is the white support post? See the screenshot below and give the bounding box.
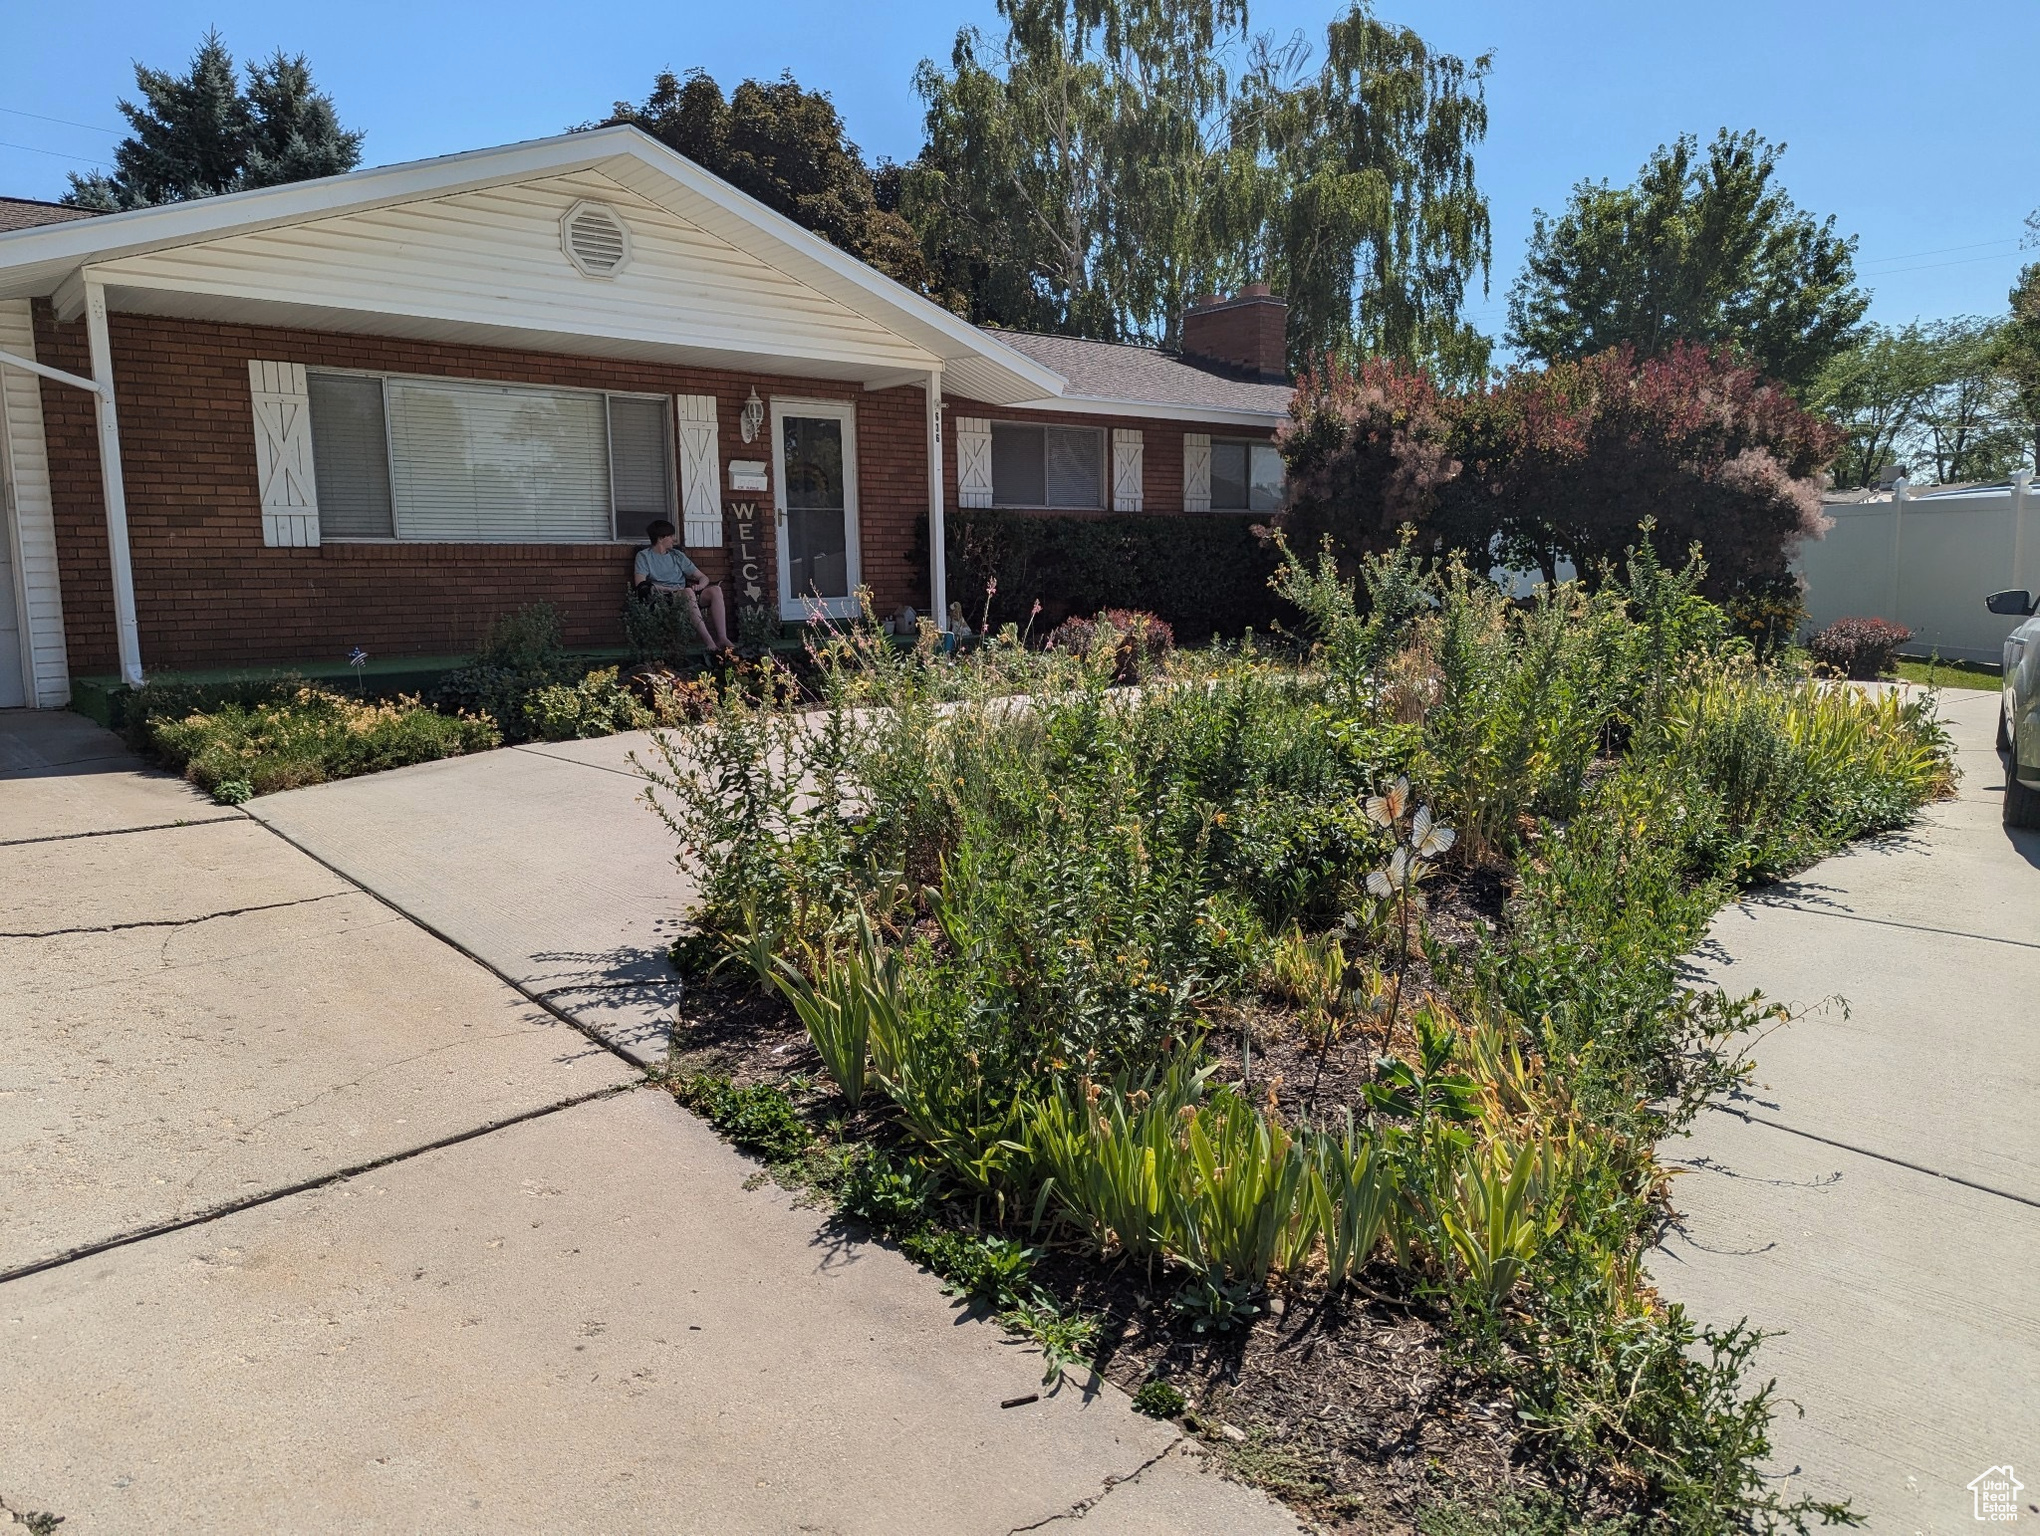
[2012,468,2034,598]
[83,279,143,688]
[1888,476,1907,627]
[926,367,948,631]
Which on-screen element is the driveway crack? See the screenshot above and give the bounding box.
[1004,1439,1183,1533]
[1,889,349,940]
[0,812,244,848]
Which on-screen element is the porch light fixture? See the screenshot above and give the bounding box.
[739,387,765,444]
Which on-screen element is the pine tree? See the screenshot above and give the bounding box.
[64,31,362,211]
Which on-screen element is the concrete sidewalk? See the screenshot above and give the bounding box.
[3,713,1301,1535]
[1656,687,2040,1533]
[250,732,690,1064]
[0,712,633,1274]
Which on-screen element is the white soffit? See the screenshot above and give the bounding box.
[0,127,1068,407]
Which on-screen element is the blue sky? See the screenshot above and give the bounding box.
[4,0,2035,341]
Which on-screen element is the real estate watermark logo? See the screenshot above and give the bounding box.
[1970,1466,2023,1522]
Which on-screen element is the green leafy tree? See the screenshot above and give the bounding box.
[906,0,1492,374]
[1810,322,1942,488]
[64,30,362,211]
[1907,316,2023,484]
[1999,260,2040,473]
[1506,130,1866,393]
[605,69,930,294]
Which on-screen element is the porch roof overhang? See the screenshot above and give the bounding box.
[0,127,1069,407]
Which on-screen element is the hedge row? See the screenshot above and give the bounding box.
[944,509,1291,643]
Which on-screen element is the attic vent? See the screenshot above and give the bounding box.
[562,200,630,278]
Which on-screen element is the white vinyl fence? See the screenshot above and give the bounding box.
[1796,473,2040,664]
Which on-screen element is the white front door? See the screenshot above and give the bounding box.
[770,399,861,620]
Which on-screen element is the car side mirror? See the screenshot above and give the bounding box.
[1986,589,2037,616]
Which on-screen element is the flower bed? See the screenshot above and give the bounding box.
[643,542,1949,1532]
[139,684,499,802]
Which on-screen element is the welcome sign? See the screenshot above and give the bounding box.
[729,501,765,606]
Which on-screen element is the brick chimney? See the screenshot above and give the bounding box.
[1180,284,1289,383]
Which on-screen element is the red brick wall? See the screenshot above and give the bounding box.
[940,398,1275,519]
[1179,296,1288,382]
[31,304,1263,673]
[33,305,944,672]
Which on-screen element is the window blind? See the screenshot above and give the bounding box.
[607,394,673,539]
[989,421,1102,509]
[990,423,1046,507]
[1047,427,1102,508]
[306,373,393,537]
[385,378,611,543]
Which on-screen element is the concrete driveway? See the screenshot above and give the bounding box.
[1,713,1300,1535]
[1657,687,2040,1532]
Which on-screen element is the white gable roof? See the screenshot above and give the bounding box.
[0,126,1068,406]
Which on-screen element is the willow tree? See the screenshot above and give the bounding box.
[1205,12,1491,379]
[906,0,1493,374]
[908,0,1243,342]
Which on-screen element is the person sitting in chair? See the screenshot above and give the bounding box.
[634,519,732,655]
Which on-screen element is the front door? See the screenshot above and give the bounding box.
[771,399,860,620]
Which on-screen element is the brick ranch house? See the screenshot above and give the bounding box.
[0,126,1291,709]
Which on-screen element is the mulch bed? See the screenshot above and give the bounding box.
[662,867,1555,1534]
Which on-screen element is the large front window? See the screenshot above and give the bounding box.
[990,422,1104,509]
[306,370,672,541]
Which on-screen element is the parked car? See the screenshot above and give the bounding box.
[1986,589,2040,827]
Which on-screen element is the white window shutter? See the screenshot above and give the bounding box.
[956,416,993,508]
[676,394,724,548]
[1111,428,1144,512]
[1182,432,1211,513]
[249,360,319,547]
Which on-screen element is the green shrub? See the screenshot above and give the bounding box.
[145,686,499,800]
[623,591,703,665]
[737,605,784,650]
[523,667,652,740]
[947,508,1288,642]
[437,603,575,743]
[119,672,313,754]
[1655,666,1950,881]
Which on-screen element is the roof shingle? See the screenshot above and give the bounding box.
[0,197,98,234]
[983,329,1292,418]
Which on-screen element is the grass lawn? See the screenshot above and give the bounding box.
[1893,655,2002,690]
